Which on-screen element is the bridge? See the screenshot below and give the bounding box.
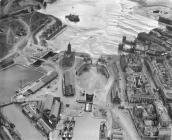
[30,56,58,69]
[30,56,48,63]
[30,56,62,75]
[0,102,14,108]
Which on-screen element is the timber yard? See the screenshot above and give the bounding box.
[1,0,172,140]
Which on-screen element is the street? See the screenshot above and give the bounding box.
[111,107,141,140]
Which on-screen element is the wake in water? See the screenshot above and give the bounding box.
[39,0,158,56]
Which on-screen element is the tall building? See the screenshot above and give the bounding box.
[84,94,94,112]
[61,43,75,68]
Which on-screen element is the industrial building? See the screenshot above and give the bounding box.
[84,103,92,112]
[22,71,58,96]
[37,118,52,135]
[21,95,62,135]
[0,59,14,69]
[41,95,62,129]
[22,104,40,120]
[158,16,172,25]
[41,71,58,84]
[85,94,94,112]
[62,70,75,96]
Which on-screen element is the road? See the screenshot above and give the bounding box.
[111,107,141,140]
[141,59,159,99]
[92,72,114,106]
[3,0,15,15]
[116,61,126,106]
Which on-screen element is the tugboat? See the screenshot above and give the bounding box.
[65,14,80,23]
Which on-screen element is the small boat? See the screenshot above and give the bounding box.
[65,14,80,23]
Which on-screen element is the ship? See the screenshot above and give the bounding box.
[65,14,80,23]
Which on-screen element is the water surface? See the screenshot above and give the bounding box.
[3,105,46,140]
[39,0,158,56]
[0,64,43,103]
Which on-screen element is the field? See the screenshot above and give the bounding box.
[0,18,27,59]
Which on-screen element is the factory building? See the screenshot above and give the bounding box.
[158,16,172,25]
[0,59,14,69]
[28,81,45,94]
[41,95,61,117]
[41,71,58,84]
[39,95,62,129]
[85,103,92,112]
[85,94,94,112]
[62,70,75,96]
[37,118,52,135]
[22,71,58,96]
[22,104,40,120]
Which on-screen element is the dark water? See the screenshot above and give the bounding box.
[0,65,45,139]
[3,105,46,140]
[0,64,44,103]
